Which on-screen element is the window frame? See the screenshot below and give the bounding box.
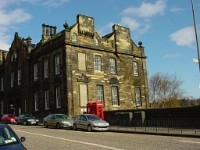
[135,87,142,106]
[56,86,61,108]
[44,59,49,78]
[109,58,116,74]
[96,85,104,103]
[111,86,119,106]
[55,54,61,75]
[34,63,38,81]
[45,90,49,110]
[94,55,102,72]
[133,61,139,76]
[34,92,39,111]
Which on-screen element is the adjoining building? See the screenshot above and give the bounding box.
[0,14,149,118]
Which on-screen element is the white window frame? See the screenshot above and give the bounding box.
[11,72,14,88]
[44,59,49,78]
[111,86,119,106]
[18,69,21,86]
[55,54,60,75]
[34,63,38,81]
[133,61,139,76]
[34,92,39,111]
[56,87,61,108]
[1,77,3,91]
[96,85,104,103]
[109,58,116,74]
[45,90,49,110]
[94,55,102,72]
[135,87,141,106]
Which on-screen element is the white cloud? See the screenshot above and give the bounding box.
[120,17,140,30]
[0,9,31,26]
[170,27,195,47]
[163,53,181,59]
[170,6,184,13]
[122,0,166,18]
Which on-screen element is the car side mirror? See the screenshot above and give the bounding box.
[20,137,26,142]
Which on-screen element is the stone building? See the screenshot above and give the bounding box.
[0,14,149,118]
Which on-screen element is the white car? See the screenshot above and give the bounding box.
[73,114,109,132]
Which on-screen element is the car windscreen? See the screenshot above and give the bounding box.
[86,115,100,121]
[56,115,69,120]
[24,114,34,118]
[0,126,19,146]
[7,114,14,117]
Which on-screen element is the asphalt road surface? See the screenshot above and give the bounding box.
[9,124,200,150]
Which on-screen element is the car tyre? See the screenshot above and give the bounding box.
[87,125,92,132]
[73,124,77,131]
[56,123,61,129]
[44,122,48,128]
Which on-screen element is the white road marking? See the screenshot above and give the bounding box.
[178,140,200,144]
[16,130,124,150]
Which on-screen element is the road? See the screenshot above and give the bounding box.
[9,124,200,150]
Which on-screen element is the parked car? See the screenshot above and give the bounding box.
[1,114,16,124]
[73,114,109,132]
[16,114,39,125]
[0,123,26,150]
[43,114,73,129]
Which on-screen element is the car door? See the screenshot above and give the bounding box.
[79,115,88,129]
[48,114,56,127]
[17,115,23,124]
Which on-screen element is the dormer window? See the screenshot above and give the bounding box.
[94,38,98,45]
[72,33,77,42]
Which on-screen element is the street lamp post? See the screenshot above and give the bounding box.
[191,0,200,72]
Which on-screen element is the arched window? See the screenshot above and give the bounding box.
[94,38,98,45]
[72,33,77,42]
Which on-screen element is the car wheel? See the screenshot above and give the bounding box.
[23,121,27,126]
[73,124,77,131]
[87,125,92,132]
[44,122,48,128]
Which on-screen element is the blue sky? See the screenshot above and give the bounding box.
[0,0,200,98]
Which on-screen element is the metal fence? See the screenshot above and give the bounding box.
[108,118,200,137]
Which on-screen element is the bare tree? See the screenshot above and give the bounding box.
[149,72,183,108]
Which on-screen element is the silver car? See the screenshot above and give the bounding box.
[43,114,73,129]
[73,114,109,131]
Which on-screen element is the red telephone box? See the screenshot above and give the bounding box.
[86,102,104,120]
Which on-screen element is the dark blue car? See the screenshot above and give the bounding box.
[0,124,26,150]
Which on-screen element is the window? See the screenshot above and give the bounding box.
[96,85,104,103]
[135,88,141,106]
[78,53,86,71]
[45,90,49,110]
[72,33,77,42]
[11,72,14,88]
[55,54,60,75]
[0,77,3,91]
[94,38,98,45]
[24,99,26,113]
[56,87,61,108]
[11,54,14,62]
[79,84,88,107]
[17,69,21,86]
[44,59,49,78]
[133,62,139,76]
[109,58,116,74]
[34,92,39,111]
[94,55,102,72]
[34,63,38,81]
[111,86,119,106]
[1,101,3,115]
